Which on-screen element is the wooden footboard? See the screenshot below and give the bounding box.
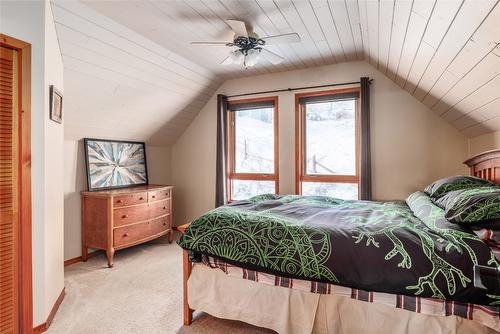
[183,250,193,325]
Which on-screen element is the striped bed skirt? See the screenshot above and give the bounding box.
[200,255,499,331]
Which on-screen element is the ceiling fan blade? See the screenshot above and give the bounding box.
[260,48,285,65]
[261,33,301,45]
[227,19,248,37]
[191,41,229,46]
[220,56,233,65]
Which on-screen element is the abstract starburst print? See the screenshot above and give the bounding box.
[86,140,147,190]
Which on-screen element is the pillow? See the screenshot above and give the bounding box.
[424,175,494,198]
[444,187,500,223]
[433,189,468,209]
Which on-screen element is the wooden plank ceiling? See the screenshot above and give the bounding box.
[53,0,500,144]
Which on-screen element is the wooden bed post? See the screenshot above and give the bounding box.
[179,222,194,325]
[183,250,193,325]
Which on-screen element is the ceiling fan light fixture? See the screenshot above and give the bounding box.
[191,20,300,68]
[230,50,244,64]
[244,48,260,68]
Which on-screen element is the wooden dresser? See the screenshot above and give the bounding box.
[81,185,173,267]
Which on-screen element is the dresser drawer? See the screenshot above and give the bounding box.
[150,216,170,235]
[113,192,147,207]
[113,221,150,247]
[149,199,170,219]
[113,204,149,227]
[113,218,169,247]
[148,189,171,202]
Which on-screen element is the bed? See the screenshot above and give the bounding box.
[178,149,500,333]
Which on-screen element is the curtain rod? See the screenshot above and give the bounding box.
[226,79,373,98]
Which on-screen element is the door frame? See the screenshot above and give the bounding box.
[0,33,33,334]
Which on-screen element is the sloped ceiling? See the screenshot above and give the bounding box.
[53,0,500,145]
[52,1,222,145]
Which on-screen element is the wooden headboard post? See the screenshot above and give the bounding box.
[464,149,500,185]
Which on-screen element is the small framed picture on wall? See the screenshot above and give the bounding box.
[49,85,63,123]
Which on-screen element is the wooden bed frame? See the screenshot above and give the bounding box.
[464,149,500,184]
[182,148,500,327]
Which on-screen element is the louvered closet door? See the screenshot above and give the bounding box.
[0,46,20,334]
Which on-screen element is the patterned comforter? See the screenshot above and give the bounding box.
[177,192,499,306]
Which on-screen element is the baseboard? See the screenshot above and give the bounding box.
[33,322,46,333]
[64,250,101,267]
[33,288,65,334]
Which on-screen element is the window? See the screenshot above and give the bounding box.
[227,97,279,201]
[295,88,360,200]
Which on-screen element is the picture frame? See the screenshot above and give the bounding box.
[84,138,149,192]
[49,85,63,123]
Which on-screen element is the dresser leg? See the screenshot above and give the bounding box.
[106,247,115,268]
[168,229,173,243]
[82,246,88,262]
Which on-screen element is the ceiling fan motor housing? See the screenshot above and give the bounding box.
[229,36,265,55]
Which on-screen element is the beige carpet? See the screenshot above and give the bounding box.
[47,232,275,334]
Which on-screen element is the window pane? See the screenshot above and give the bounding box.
[235,107,274,173]
[232,180,275,201]
[305,100,356,175]
[302,182,358,200]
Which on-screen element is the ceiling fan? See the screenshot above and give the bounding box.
[191,20,301,68]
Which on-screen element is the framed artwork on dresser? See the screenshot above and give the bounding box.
[84,138,149,191]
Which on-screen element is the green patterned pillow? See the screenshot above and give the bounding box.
[444,187,500,223]
[433,189,468,209]
[424,175,494,198]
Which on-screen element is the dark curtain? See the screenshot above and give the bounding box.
[215,94,229,207]
[360,77,372,200]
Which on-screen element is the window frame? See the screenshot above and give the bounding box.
[295,88,361,198]
[227,96,279,202]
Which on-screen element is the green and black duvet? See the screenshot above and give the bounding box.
[177,192,499,305]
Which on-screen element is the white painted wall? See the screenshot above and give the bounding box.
[63,141,171,261]
[43,0,65,324]
[146,145,172,185]
[0,0,64,326]
[469,130,500,156]
[63,140,85,262]
[171,61,470,226]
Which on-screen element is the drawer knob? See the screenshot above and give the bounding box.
[152,195,156,199]
[163,222,167,226]
[163,206,166,210]
[122,214,128,218]
[117,200,123,203]
[139,197,144,200]
[123,233,129,237]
